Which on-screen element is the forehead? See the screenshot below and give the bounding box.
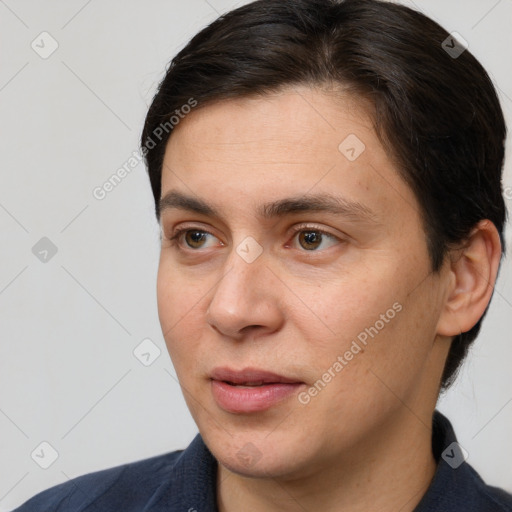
[166,87,374,163]
[161,86,419,226]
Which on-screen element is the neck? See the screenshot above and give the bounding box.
[216,410,437,512]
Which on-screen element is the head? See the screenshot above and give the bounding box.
[142,0,506,478]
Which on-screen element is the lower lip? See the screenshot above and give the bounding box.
[211,380,304,413]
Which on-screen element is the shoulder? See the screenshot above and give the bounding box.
[461,463,512,512]
[415,454,512,511]
[12,434,218,512]
[11,449,184,512]
[416,411,512,512]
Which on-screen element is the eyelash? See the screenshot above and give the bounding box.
[167,225,341,252]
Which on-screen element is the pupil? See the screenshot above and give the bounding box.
[301,231,321,250]
[187,231,205,247]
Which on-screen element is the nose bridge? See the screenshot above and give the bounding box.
[219,233,267,293]
[211,242,265,313]
[206,240,281,338]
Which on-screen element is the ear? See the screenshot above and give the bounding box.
[436,220,502,337]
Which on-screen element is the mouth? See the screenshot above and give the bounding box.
[210,367,305,413]
[211,367,301,385]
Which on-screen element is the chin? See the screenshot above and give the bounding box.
[219,450,298,479]
[204,428,313,479]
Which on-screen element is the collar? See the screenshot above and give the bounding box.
[142,410,504,511]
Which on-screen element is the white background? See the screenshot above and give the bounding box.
[0,0,511,509]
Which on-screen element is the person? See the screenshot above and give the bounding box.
[13,0,512,510]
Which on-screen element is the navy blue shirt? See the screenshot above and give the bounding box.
[12,411,512,511]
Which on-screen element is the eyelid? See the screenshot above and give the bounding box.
[169,224,220,245]
[166,222,344,251]
[287,223,343,242]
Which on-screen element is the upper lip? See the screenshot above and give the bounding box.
[211,367,302,385]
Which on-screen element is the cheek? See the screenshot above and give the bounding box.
[156,260,205,367]
[328,278,438,406]
[157,257,203,329]
[300,252,434,378]
[294,286,432,442]
[300,270,398,348]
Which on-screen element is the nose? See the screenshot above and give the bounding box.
[205,248,284,340]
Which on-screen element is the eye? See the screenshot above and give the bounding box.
[167,225,342,252]
[290,227,341,251]
[169,228,220,250]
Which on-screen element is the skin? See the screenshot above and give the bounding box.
[156,86,501,512]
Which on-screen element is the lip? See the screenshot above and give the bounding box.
[211,367,301,385]
[210,367,305,413]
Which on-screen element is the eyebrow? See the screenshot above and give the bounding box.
[158,190,379,224]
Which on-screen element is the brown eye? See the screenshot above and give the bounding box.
[168,227,218,250]
[291,227,340,252]
[298,231,323,250]
[184,230,208,248]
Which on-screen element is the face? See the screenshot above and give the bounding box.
[157,86,450,479]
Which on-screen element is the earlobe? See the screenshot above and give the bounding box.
[436,220,502,337]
